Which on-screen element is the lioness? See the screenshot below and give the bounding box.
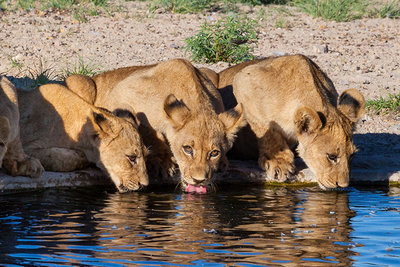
[231,54,365,189]
[0,76,44,178]
[66,59,245,193]
[18,83,149,192]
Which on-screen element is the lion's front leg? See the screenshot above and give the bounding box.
[256,125,295,182]
[147,133,177,178]
[27,147,89,172]
[140,126,177,179]
[2,137,44,178]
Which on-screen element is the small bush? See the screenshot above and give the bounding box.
[375,0,400,19]
[28,60,58,88]
[11,0,108,22]
[62,57,100,79]
[184,15,257,64]
[17,0,36,10]
[366,93,400,114]
[292,0,365,22]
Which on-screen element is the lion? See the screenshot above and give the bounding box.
[0,76,44,178]
[18,82,149,192]
[229,54,365,189]
[65,59,245,193]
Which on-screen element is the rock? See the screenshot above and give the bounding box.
[313,44,328,54]
[389,125,400,133]
[272,51,286,56]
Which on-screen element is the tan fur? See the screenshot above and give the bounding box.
[0,76,44,178]
[18,83,149,192]
[229,55,365,189]
[66,59,245,189]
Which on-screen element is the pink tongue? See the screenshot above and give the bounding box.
[185,184,207,194]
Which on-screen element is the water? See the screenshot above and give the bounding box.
[0,185,399,266]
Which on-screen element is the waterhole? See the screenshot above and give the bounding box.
[1,185,399,266]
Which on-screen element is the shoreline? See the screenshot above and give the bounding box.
[1,157,399,192]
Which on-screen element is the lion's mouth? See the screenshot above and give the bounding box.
[184,184,207,194]
[118,180,143,193]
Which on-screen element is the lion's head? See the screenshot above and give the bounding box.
[163,94,245,193]
[87,107,149,192]
[294,89,365,189]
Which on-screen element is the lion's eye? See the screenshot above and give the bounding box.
[327,153,338,162]
[210,150,220,158]
[183,145,193,155]
[127,155,137,165]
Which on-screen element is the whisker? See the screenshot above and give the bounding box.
[209,181,217,193]
[174,181,183,192]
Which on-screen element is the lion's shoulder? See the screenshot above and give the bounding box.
[0,76,19,143]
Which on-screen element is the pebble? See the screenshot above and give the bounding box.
[389,125,400,133]
[313,44,328,54]
[272,51,286,56]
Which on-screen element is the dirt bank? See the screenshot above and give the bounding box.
[1,1,399,182]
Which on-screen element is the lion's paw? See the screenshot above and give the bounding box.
[17,156,44,178]
[3,156,44,178]
[259,150,295,182]
[165,156,177,177]
[147,155,177,179]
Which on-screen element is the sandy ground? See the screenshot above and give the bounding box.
[0,1,399,178]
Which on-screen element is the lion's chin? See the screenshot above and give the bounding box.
[184,184,207,194]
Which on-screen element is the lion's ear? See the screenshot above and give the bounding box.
[338,89,365,123]
[65,74,96,104]
[219,103,246,144]
[0,116,11,143]
[91,110,116,137]
[113,108,140,127]
[294,106,322,136]
[163,94,191,129]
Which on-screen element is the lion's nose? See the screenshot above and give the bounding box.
[192,177,206,184]
[140,175,149,186]
[336,180,349,188]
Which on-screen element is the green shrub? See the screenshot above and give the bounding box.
[27,60,59,88]
[375,0,400,19]
[184,15,257,64]
[0,0,6,9]
[366,93,400,114]
[62,57,100,79]
[17,0,36,10]
[13,0,108,15]
[292,0,365,22]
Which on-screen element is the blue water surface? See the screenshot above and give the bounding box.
[0,186,399,266]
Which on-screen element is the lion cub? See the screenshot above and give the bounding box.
[0,76,44,178]
[232,54,365,189]
[65,59,245,193]
[18,83,149,192]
